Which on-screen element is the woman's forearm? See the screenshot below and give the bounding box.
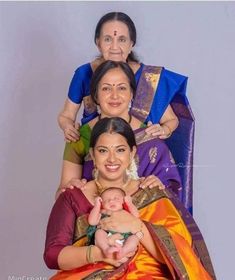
[58,245,103,270]
[139,222,165,263]
[159,104,179,137]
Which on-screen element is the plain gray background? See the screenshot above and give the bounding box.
[0,1,234,279]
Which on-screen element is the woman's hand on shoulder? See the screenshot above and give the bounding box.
[63,122,80,143]
[55,178,87,199]
[139,175,165,190]
[145,121,167,138]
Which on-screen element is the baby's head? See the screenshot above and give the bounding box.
[101,187,126,211]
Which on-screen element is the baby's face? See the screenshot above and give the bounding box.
[101,189,124,211]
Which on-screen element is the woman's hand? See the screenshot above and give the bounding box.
[63,122,80,143]
[139,175,165,190]
[99,209,141,235]
[93,245,133,267]
[55,178,87,200]
[145,122,169,139]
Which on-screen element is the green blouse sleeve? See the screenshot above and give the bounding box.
[63,124,91,164]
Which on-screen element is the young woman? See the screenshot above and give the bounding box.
[44,117,215,279]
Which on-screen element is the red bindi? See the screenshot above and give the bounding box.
[114,30,117,36]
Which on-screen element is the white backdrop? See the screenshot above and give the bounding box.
[1,2,234,279]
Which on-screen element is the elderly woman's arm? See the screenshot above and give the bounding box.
[58,98,81,142]
[145,105,179,139]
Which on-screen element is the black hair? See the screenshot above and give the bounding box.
[100,187,126,197]
[94,12,139,62]
[90,117,136,151]
[90,60,136,105]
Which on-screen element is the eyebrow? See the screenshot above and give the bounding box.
[96,144,127,149]
[101,83,128,87]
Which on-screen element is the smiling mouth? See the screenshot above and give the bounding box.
[109,53,122,56]
[108,103,121,107]
[105,164,120,172]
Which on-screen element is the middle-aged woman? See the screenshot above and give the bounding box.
[44,117,215,280]
[58,60,183,205]
[57,12,194,212]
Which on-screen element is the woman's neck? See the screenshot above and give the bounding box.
[95,176,139,197]
[100,112,131,124]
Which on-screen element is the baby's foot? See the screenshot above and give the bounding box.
[116,248,124,259]
[105,246,120,258]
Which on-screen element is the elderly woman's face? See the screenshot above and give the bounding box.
[96,20,133,62]
[97,67,133,119]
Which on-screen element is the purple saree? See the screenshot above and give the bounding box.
[130,65,194,213]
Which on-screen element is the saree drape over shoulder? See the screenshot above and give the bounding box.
[44,187,215,280]
[130,66,194,214]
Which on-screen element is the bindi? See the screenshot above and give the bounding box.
[114,30,117,36]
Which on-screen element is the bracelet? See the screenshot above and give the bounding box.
[86,245,95,264]
[162,124,172,138]
[134,221,144,240]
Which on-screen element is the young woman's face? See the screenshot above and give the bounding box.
[92,132,136,183]
[97,67,133,120]
[101,189,124,211]
[96,20,133,62]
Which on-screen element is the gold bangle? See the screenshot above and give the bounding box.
[86,245,95,264]
[134,221,144,240]
[163,124,172,138]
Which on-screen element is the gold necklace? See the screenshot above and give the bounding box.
[95,177,131,196]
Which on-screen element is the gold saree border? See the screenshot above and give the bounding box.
[147,223,189,280]
[130,65,162,122]
[82,269,114,280]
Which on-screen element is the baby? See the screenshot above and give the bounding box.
[87,187,141,259]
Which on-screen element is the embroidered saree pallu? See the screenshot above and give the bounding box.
[130,65,194,213]
[50,188,215,280]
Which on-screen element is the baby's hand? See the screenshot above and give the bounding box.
[94,197,102,208]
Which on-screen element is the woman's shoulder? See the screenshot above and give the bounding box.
[59,188,93,213]
[73,62,93,77]
[142,63,188,80]
[80,122,91,135]
[64,124,91,153]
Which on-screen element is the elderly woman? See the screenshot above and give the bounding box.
[58,12,194,211]
[44,117,215,279]
[58,61,182,203]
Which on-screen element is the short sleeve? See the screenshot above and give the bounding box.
[63,124,91,164]
[68,63,93,104]
[63,138,86,164]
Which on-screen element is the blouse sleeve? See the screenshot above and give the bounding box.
[63,139,86,164]
[68,63,93,104]
[43,191,77,269]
